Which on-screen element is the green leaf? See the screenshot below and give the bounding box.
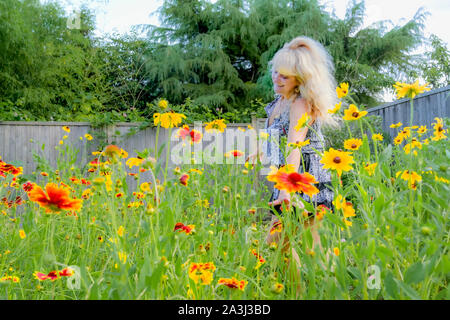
[404,262,425,284]
[384,271,399,299]
[395,279,421,300]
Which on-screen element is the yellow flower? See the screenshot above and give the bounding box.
[118,251,127,264]
[188,262,216,285]
[126,157,144,169]
[344,138,362,151]
[117,226,125,237]
[342,201,356,218]
[333,247,340,256]
[294,113,310,131]
[372,134,383,141]
[158,99,169,109]
[205,119,227,133]
[417,126,427,135]
[328,102,342,114]
[259,132,269,140]
[431,118,447,141]
[59,140,64,145]
[393,80,430,99]
[390,122,403,128]
[84,134,93,141]
[63,135,68,140]
[140,182,151,193]
[19,229,26,239]
[288,139,310,149]
[320,148,355,177]
[336,82,349,99]
[399,170,422,186]
[364,162,377,176]
[62,126,70,133]
[119,148,128,159]
[343,104,367,121]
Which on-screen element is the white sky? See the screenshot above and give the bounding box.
[55,0,449,101]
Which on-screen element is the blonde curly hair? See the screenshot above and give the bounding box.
[269,36,339,127]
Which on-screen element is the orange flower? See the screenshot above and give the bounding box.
[269,221,282,235]
[27,183,82,213]
[224,150,244,158]
[103,145,121,158]
[218,277,248,291]
[179,173,189,186]
[177,125,203,144]
[267,164,319,196]
[174,222,195,235]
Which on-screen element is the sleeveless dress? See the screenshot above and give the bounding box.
[263,95,334,211]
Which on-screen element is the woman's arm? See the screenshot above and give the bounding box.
[269,98,311,209]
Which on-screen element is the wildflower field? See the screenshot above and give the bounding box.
[0,84,449,300]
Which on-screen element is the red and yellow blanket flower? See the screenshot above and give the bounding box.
[218,277,248,291]
[224,150,244,158]
[34,268,74,281]
[188,262,216,285]
[177,125,203,144]
[27,183,82,213]
[267,164,319,196]
[174,222,195,235]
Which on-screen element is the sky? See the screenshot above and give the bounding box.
[56,0,449,101]
[58,0,450,48]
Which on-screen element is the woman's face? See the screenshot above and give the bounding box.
[272,70,300,99]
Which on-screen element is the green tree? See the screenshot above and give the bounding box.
[418,34,450,89]
[144,0,428,111]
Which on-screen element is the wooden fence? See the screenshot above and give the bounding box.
[366,85,450,140]
[1,84,449,183]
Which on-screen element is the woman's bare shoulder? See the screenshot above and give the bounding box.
[290,97,309,118]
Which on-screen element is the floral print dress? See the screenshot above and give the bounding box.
[263,95,334,209]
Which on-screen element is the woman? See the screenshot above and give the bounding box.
[248,36,338,267]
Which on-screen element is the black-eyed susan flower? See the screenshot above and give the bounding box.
[328,102,342,114]
[267,164,319,196]
[343,104,367,121]
[390,122,403,128]
[364,162,377,176]
[417,126,427,135]
[336,82,349,99]
[62,126,70,133]
[126,157,144,169]
[288,139,310,150]
[393,80,430,99]
[431,117,447,141]
[344,138,362,151]
[218,277,248,291]
[342,202,356,218]
[294,113,310,131]
[320,148,355,177]
[372,134,383,141]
